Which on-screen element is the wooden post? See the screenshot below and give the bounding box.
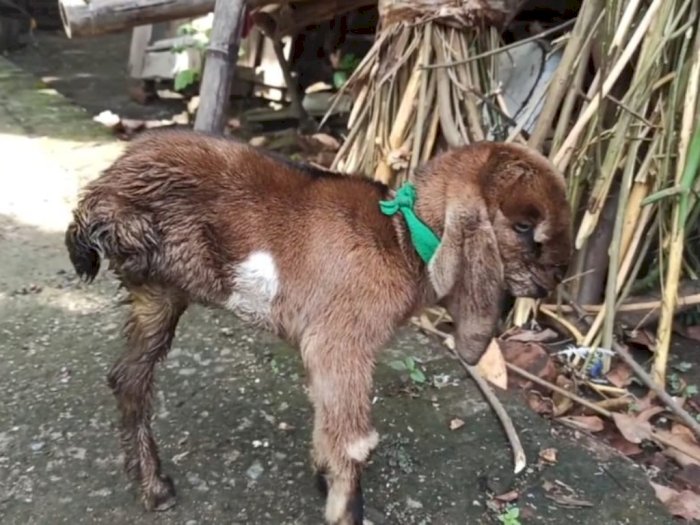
[193,0,246,134]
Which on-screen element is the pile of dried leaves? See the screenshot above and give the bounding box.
[413,308,700,521]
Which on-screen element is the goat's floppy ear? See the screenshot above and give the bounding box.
[428,197,505,365]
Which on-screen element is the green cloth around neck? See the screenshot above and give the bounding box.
[379,182,441,264]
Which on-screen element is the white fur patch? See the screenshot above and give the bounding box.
[225,251,279,324]
[346,430,379,462]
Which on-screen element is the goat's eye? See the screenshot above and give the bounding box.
[514,222,533,234]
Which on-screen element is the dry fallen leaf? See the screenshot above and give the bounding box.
[503,328,559,343]
[552,375,574,417]
[607,433,644,457]
[526,391,554,416]
[476,339,508,390]
[627,329,656,351]
[539,448,558,464]
[494,490,519,502]
[672,422,698,444]
[612,412,652,444]
[500,340,558,390]
[558,415,605,433]
[651,482,700,521]
[449,418,465,431]
[605,361,634,388]
[654,428,700,464]
[310,133,341,151]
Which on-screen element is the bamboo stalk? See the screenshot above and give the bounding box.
[553,0,664,170]
[528,0,603,150]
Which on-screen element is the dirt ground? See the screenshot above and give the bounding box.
[0,31,676,524]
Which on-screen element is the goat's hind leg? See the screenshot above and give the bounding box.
[107,285,187,511]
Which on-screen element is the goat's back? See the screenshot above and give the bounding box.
[66,130,418,340]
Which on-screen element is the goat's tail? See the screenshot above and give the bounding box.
[65,209,102,283]
[65,194,158,284]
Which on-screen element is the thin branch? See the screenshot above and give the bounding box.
[421,19,575,70]
[612,342,700,438]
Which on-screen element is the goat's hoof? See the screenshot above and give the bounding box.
[142,474,177,512]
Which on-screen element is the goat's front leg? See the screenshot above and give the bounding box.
[107,285,187,511]
[304,341,378,525]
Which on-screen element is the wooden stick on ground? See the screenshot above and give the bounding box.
[463,361,528,474]
[193,0,246,134]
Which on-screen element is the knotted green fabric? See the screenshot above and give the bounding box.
[379,182,441,264]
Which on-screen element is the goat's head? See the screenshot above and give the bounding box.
[421,142,572,364]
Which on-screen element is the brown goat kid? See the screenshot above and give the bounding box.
[65,129,571,525]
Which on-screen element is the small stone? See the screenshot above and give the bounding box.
[30,441,45,452]
[185,520,197,525]
[406,497,423,509]
[178,368,196,376]
[539,447,558,464]
[246,460,264,480]
[89,488,112,497]
[449,418,465,431]
[67,447,86,460]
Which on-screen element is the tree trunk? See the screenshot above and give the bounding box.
[193,0,246,135]
[59,0,216,38]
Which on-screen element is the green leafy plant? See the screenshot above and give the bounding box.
[170,15,213,92]
[389,356,427,384]
[498,505,521,525]
[332,53,361,89]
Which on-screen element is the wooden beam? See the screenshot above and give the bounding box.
[59,0,216,38]
[193,0,246,134]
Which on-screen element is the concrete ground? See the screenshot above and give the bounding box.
[0,33,675,525]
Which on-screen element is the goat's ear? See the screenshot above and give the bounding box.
[428,197,505,364]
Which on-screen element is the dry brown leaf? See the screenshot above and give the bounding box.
[654,429,700,464]
[539,448,558,464]
[627,329,656,351]
[651,482,700,521]
[612,412,652,444]
[449,418,465,431]
[672,422,698,444]
[503,328,559,343]
[605,361,634,388]
[552,375,574,417]
[526,391,554,416]
[558,415,605,433]
[476,339,508,390]
[665,447,700,468]
[608,434,644,456]
[494,490,519,502]
[310,133,341,151]
[637,405,665,423]
[500,340,557,390]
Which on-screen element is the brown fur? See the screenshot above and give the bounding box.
[65,129,571,524]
